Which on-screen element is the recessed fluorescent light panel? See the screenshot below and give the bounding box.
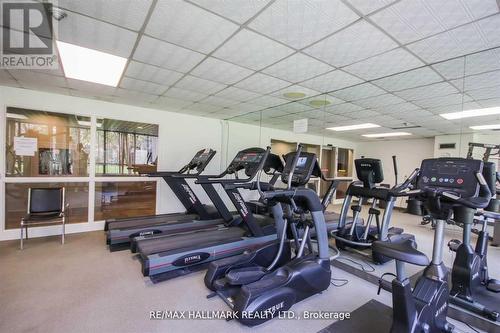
[57,41,127,86]
[362,132,412,138]
[469,124,500,130]
[440,107,500,120]
[327,123,380,131]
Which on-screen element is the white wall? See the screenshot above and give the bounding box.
[356,138,435,206]
[0,86,359,240]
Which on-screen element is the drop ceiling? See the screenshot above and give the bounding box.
[1,0,500,141]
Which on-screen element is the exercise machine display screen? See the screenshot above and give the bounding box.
[296,157,307,168]
[233,152,263,164]
[282,152,320,187]
[418,158,483,198]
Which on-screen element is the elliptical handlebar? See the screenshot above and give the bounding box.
[287,144,303,190]
[390,168,420,195]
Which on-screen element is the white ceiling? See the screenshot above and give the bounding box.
[1,0,500,141]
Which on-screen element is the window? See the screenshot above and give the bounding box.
[94,181,156,221]
[5,182,89,229]
[6,107,91,177]
[96,119,158,176]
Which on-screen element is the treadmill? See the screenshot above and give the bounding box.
[135,147,284,283]
[106,149,235,251]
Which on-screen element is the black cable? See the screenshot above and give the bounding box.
[335,256,376,273]
[330,278,349,287]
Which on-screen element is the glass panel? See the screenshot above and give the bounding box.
[96,119,159,176]
[337,148,353,177]
[5,182,89,229]
[6,107,91,177]
[94,181,156,220]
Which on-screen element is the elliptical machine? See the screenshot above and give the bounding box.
[204,145,332,326]
[332,158,418,263]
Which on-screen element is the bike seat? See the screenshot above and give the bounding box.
[373,240,429,266]
[226,266,267,285]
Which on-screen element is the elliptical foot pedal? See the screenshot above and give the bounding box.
[447,239,460,252]
[486,279,500,293]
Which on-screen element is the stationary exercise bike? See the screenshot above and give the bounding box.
[372,157,492,332]
[447,161,500,321]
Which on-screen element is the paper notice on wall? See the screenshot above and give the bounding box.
[14,137,37,156]
[293,118,308,133]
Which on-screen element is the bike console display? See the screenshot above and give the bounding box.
[418,158,483,198]
[355,158,384,189]
[282,152,321,187]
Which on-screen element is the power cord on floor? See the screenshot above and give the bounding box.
[335,255,376,273]
[330,278,349,287]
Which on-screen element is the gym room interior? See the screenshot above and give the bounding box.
[0,1,499,332]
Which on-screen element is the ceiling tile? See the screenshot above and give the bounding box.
[303,20,398,67]
[248,94,288,107]
[433,48,500,80]
[249,0,359,49]
[345,109,382,119]
[394,82,459,100]
[214,86,261,102]
[174,75,227,95]
[263,53,334,83]
[133,36,205,73]
[199,95,240,108]
[451,70,500,91]
[153,96,193,110]
[182,102,221,114]
[324,102,364,114]
[190,57,254,85]
[466,85,500,100]
[374,102,422,114]
[234,72,291,94]
[413,93,472,108]
[344,48,424,80]
[234,102,265,113]
[58,0,153,31]
[271,85,322,100]
[213,29,294,70]
[120,77,168,95]
[406,20,490,63]
[427,101,482,114]
[329,82,386,101]
[113,88,159,103]
[0,70,19,87]
[66,78,116,96]
[477,14,500,47]
[57,12,137,57]
[345,0,397,15]
[8,70,67,89]
[146,0,238,54]
[189,0,272,24]
[373,66,443,92]
[354,93,406,108]
[371,0,498,44]
[125,61,184,86]
[163,87,208,102]
[301,70,363,93]
[477,97,500,108]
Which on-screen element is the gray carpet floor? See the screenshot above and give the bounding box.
[0,210,496,333]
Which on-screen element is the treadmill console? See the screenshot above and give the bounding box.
[355,158,384,189]
[282,152,321,187]
[188,149,216,172]
[227,148,266,176]
[418,158,483,198]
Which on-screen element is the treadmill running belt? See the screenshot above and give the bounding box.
[137,227,247,255]
[318,299,392,333]
[107,213,197,230]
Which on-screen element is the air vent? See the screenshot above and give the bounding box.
[439,143,456,149]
